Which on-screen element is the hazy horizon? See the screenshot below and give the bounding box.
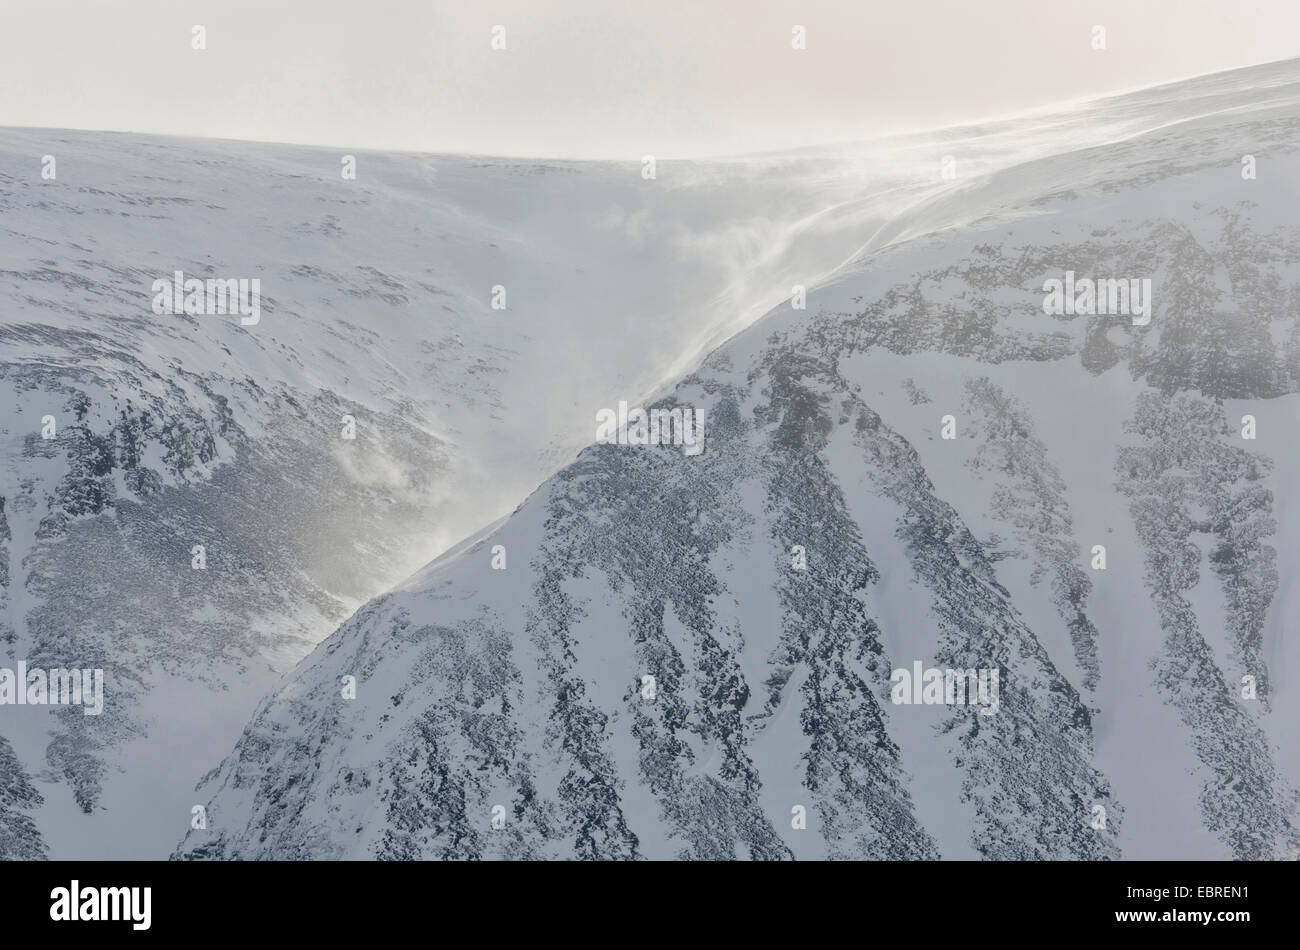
[4,0,1300,159]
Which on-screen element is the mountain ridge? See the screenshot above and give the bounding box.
[175,58,1300,860]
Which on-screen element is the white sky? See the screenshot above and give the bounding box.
[2,0,1298,158]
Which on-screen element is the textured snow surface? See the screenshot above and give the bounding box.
[4,58,1300,859]
[178,60,1300,860]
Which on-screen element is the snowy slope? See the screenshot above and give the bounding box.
[177,59,1300,860]
[1,125,1025,858]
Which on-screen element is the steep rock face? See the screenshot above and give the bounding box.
[180,61,1300,860]
[176,340,1122,860]
[1116,392,1284,856]
[962,377,1101,691]
[0,490,41,858]
[0,734,44,860]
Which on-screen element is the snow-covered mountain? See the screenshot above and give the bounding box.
[1,125,1004,858]
[176,58,1300,861]
[6,56,1300,862]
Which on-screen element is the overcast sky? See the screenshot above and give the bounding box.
[2,0,1298,158]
